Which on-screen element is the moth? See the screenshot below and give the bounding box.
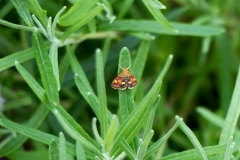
[111,66,138,90]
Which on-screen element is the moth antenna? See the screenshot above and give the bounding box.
[119,65,123,70]
[127,65,131,69]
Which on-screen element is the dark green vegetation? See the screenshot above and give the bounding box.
[0,0,239,160]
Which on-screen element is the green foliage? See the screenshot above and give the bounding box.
[0,0,239,160]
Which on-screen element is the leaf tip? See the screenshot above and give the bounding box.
[92,117,97,122]
[95,48,101,54]
[59,132,64,136]
[97,3,105,7]
[175,115,183,121]
[87,91,92,96]
[14,61,19,65]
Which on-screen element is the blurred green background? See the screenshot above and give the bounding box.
[0,0,240,157]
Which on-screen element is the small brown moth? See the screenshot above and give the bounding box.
[111,66,138,90]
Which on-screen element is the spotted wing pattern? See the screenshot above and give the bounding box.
[111,67,138,90]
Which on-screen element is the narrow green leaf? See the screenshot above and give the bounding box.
[0,2,13,19]
[101,0,115,23]
[92,117,104,146]
[158,144,227,160]
[142,0,176,32]
[98,20,225,37]
[49,139,59,160]
[0,48,35,72]
[143,118,181,160]
[68,46,101,119]
[3,96,32,110]
[96,49,108,140]
[49,43,60,91]
[0,19,37,32]
[86,92,102,124]
[61,4,104,42]
[118,47,135,122]
[143,95,161,139]
[215,34,232,115]
[27,0,47,27]
[52,6,67,37]
[10,0,33,26]
[105,115,119,152]
[218,64,240,148]
[137,130,154,159]
[15,61,54,111]
[59,52,70,84]
[102,38,111,66]
[76,142,86,160]
[176,116,207,160]
[58,0,98,26]
[132,40,151,96]
[32,33,59,104]
[129,32,155,40]
[0,104,48,157]
[119,138,135,160]
[88,18,97,33]
[118,47,138,152]
[53,109,102,157]
[67,46,94,93]
[0,134,15,151]
[7,150,49,160]
[117,0,135,19]
[146,0,166,9]
[223,137,233,160]
[196,107,224,128]
[0,118,76,155]
[59,133,67,160]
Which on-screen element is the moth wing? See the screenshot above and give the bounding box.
[111,76,127,90]
[127,75,138,89]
